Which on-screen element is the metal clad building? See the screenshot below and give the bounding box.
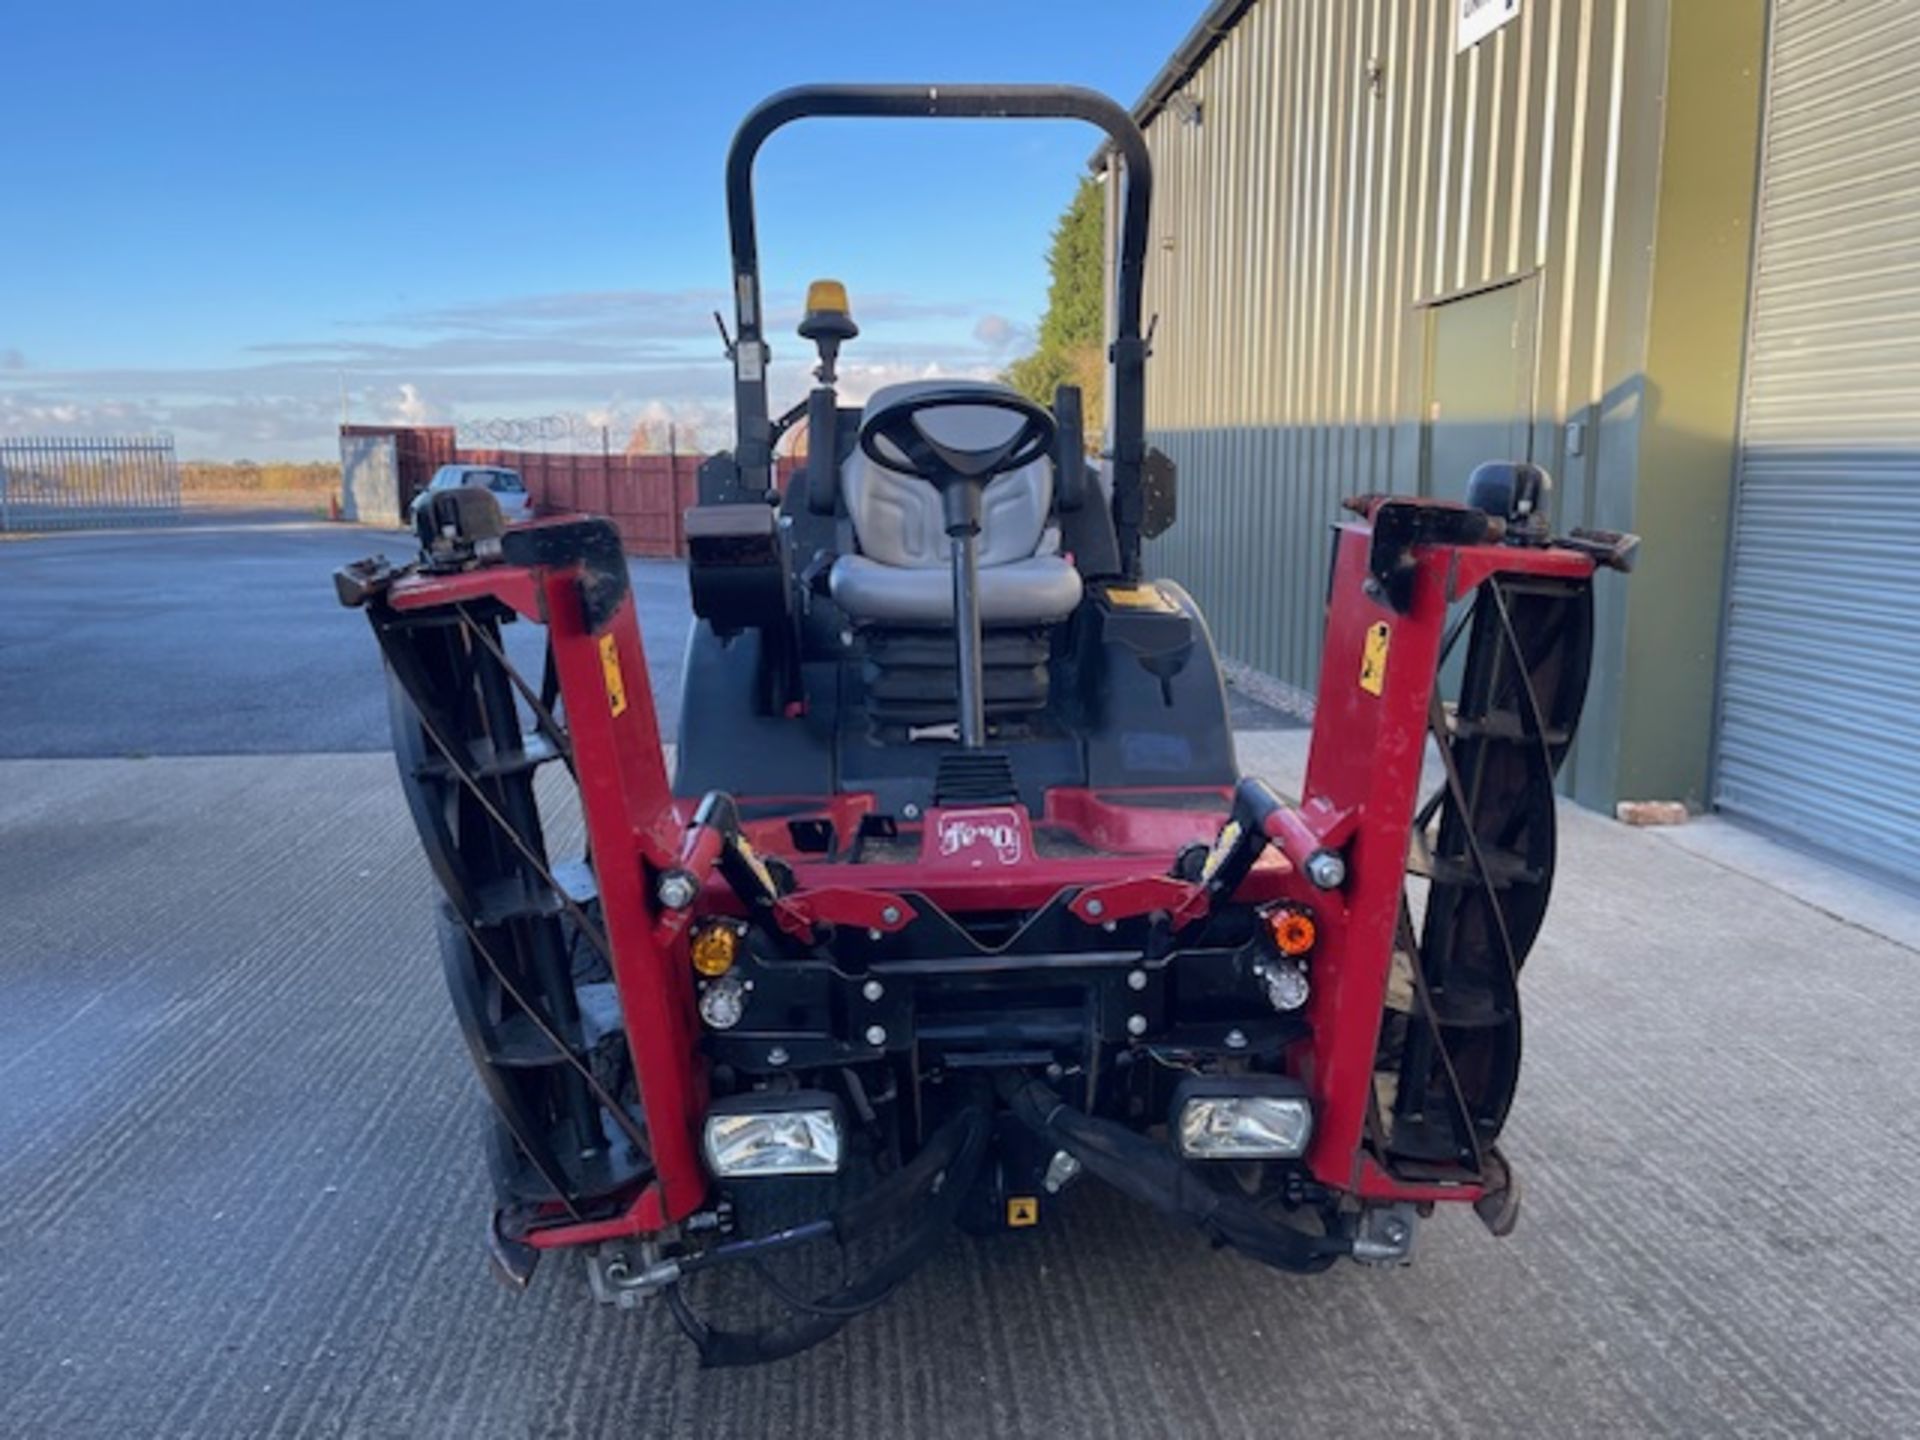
[1103,0,1775,822]
[1716,0,1920,875]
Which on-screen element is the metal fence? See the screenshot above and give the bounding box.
[0,436,182,531]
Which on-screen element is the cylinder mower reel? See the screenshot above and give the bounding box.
[334,80,1635,1370]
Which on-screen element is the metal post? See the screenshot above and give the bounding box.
[950,532,986,748]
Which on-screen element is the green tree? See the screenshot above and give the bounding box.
[1004,176,1105,440]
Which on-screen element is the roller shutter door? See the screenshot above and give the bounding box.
[1716,0,1920,879]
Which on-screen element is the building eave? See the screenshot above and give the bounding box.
[1087,0,1258,169]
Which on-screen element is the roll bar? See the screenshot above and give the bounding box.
[721,84,1155,574]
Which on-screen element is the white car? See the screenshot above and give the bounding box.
[410,465,534,524]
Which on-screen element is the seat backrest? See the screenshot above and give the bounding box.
[841,379,1053,569]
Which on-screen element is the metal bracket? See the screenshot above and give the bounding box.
[585,1243,681,1309]
[1350,1202,1419,1265]
[333,554,402,608]
[1361,498,1501,612]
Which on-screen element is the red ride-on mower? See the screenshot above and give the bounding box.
[337,86,1636,1366]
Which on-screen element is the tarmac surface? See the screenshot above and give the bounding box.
[0,514,695,756]
[3,517,1919,1437]
[0,515,1291,760]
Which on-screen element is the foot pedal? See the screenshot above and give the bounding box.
[934,750,1017,805]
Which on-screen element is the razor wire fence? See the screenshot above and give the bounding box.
[0,435,183,531]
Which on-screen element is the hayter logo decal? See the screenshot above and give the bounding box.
[935,808,1025,866]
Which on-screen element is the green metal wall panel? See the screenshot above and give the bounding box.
[1115,0,1672,806]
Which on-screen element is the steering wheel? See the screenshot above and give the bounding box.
[859,387,1057,488]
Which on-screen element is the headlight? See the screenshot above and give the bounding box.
[1172,1077,1313,1160]
[703,1092,844,1178]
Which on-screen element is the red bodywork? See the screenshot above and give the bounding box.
[386,511,1599,1248]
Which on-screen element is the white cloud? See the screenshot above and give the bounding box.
[971,314,1030,354]
[386,383,438,427]
[830,359,1002,409]
[0,391,164,434]
[0,285,1035,460]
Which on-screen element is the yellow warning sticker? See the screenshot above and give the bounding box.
[1007,1197,1039,1228]
[1359,621,1391,697]
[1200,819,1243,885]
[734,835,780,899]
[599,633,628,717]
[1104,583,1178,612]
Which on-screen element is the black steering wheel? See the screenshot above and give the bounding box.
[859,387,1057,488]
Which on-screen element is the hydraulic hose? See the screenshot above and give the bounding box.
[1001,1077,1349,1274]
[668,1099,992,1367]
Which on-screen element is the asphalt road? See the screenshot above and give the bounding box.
[2,516,1917,1437]
[0,514,1291,759]
[0,513,694,756]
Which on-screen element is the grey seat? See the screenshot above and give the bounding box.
[828,379,1084,627]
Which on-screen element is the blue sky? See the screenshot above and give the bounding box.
[0,1,1201,459]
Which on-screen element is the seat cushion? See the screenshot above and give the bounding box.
[841,380,1053,568]
[830,553,1084,626]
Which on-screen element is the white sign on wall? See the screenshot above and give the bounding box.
[1457,0,1521,52]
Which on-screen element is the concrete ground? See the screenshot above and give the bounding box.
[3,519,1919,1437]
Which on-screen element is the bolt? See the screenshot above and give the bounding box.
[902,803,921,820]
[1045,1062,1064,1079]
[865,1024,888,1047]
[1103,920,1117,933]
[1042,1150,1083,1194]
[766,1046,789,1067]
[1225,1028,1248,1050]
[1304,849,1347,890]
[1126,1013,1148,1037]
[656,872,697,910]
[1085,898,1105,918]
[862,979,885,1002]
[1382,1219,1409,1247]
[880,905,902,926]
[868,928,882,941]
[1126,968,1147,991]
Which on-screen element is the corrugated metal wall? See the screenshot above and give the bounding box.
[1129,0,1660,712]
[1715,0,1920,876]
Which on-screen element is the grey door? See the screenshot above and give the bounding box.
[1715,0,1920,882]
